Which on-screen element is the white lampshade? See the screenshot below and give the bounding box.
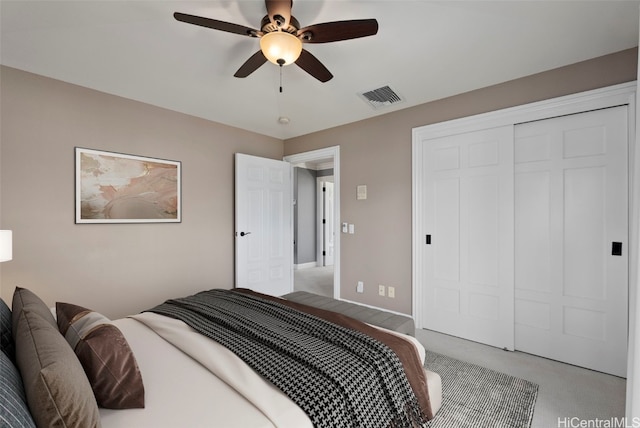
[0,230,12,262]
[260,31,302,66]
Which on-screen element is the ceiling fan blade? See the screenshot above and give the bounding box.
[295,49,333,83]
[174,12,259,37]
[265,0,292,28]
[298,19,379,43]
[234,51,268,78]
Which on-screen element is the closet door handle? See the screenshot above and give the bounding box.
[239,231,252,237]
[612,241,622,256]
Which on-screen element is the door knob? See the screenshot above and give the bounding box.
[240,231,252,237]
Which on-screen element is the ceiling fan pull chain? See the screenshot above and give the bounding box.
[278,59,285,93]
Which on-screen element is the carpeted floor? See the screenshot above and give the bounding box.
[424,351,538,428]
[294,266,334,297]
[417,328,626,428]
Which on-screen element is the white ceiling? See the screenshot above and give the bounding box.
[1,1,638,140]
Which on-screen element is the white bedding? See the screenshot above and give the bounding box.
[100,316,304,428]
[99,312,431,428]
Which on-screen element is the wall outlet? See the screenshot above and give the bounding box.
[388,286,395,298]
[378,284,385,296]
[357,281,364,293]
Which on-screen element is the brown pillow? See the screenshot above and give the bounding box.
[56,302,145,409]
[14,309,101,428]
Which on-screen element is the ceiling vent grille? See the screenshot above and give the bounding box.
[358,85,404,110]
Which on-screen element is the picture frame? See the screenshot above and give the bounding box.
[75,147,181,224]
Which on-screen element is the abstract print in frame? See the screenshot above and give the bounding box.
[75,148,181,223]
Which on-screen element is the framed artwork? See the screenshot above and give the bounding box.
[75,148,181,223]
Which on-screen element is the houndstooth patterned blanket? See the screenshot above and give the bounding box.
[147,289,426,428]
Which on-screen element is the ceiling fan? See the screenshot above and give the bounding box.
[174,0,379,83]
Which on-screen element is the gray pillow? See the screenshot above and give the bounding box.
[14,309,101,428]
[0,351,36,428]
[11,287,57,338]
[0,298,14,361]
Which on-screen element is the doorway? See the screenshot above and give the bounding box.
[284,146,340,299]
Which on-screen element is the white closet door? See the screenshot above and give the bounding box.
[422,126,515,350]
[514,106,628,377]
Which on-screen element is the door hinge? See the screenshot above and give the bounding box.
[426,234,431,245]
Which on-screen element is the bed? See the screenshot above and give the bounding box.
[1,287,442,428]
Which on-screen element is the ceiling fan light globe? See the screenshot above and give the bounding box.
[260,31,302,66]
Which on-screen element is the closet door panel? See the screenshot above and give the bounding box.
[514,106,628,377]
[422,126,514,350]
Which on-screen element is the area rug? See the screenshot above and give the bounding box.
[424,351,538,428]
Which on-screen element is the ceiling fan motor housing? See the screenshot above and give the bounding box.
[260,15,300,35]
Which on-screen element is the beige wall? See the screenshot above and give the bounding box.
[284,48,638,315]
[0,66,283,319]
[1,48,636,319]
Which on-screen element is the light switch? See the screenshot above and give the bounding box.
[357,185,367,200]
[342,222,348,233]
[348,224,355,234]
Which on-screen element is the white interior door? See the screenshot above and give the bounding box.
[514,106,628,377]
[323,181,335,266]
[235,153,293,296]
[421,126,515,350]
[316,177,335,267]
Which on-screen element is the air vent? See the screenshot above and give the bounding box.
[358,85,404,110]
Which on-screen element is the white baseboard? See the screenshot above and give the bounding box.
[294,262,318,270]
[339,298,414,319]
